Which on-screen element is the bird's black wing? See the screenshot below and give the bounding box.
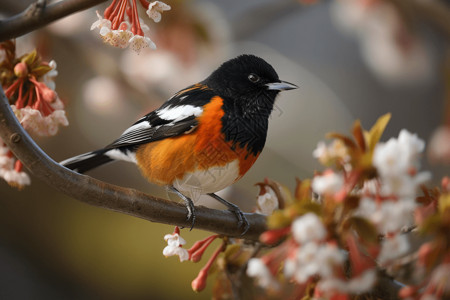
[104,84,216,149]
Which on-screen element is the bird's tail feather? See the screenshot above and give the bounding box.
[60,149,113,174]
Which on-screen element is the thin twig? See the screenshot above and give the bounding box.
[0,85,267,240]
[0,0,108,41]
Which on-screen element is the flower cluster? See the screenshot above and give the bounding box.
[162,226,226,292]
[162,114,449,299]
[0,40,68,188]
[91,0,170,53]
[244,114,448,299]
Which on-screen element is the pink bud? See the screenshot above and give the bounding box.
[191,269,208,292]
[260,227,290,245]
[14,62,28,78]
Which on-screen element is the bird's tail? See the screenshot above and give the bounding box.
[60,149,114,173]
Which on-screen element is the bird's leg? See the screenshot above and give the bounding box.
[169,186,196,230]
[208,193,250,235]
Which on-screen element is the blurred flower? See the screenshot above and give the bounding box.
[374,130,424,177]
[378,233,409,265]
[313,139,350,167]
[357,196,416,233]
[286,242,345,284]
[312,169,344,196]
[428,125,450,164]
[331,0,433,85]
[0,139,30,188]
[82,76,126,116]
[292,213,326,244]
[91,0,170,53]
[163,226,189,262]
[246,258,280,290]
[318,269,377,294]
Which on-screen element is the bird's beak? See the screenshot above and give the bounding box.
[265,80,298,91]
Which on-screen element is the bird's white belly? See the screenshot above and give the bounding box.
[173,160,240,200]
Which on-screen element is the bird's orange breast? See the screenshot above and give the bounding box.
[135,96,259,186]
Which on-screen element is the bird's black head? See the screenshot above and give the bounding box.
[203,54,297,110]
[203,55,297,155]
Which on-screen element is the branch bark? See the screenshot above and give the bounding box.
[0,0,108,42]
[0,85,267,240]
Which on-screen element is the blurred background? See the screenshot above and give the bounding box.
[0,0,449,298]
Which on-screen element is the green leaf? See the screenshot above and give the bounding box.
[364,113,391,152]
[352,119,366,151]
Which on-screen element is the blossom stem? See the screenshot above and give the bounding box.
[14,79,26,109]
[104,0,119,19]
[189,234,219,262]
[108,0,121,23]
[4,78,22,99]
[130,0,144,36]
[205,241,226,270]
[112,0,127,30]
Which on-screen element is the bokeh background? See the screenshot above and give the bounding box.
[0,0,449,298]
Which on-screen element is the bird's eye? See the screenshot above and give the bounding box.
[248,73,260,83]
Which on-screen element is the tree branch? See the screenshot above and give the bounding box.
[0,0,108,42]
[0,85,267,240]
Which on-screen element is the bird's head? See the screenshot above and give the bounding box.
[204,54,297,107]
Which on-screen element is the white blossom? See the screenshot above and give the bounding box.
[292,213,326,244]
[162,232,188,262]
[256,187,278,215]
[356,197,416,233]
[91,11,111,31]
[146,1,171,23]
[129,35,156,54]
[11,103,69,137]
[312,171,344,195]
[313,139,350,165]
[286,242,345,284]
[373,129,430,198]
[1,169,30,187]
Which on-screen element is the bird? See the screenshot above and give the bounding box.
[60,54,297,234]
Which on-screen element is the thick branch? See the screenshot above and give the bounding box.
[0,86,267,240]
[0,0,108,41]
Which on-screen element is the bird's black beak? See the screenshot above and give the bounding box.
[265,80,298,91]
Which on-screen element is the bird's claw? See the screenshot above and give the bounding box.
[185,201,196,231]
[228,207,250,236]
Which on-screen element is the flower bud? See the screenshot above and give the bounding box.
[191,269,208,292]
[14,62,28,78]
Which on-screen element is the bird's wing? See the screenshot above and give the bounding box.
[105,84,216,149]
